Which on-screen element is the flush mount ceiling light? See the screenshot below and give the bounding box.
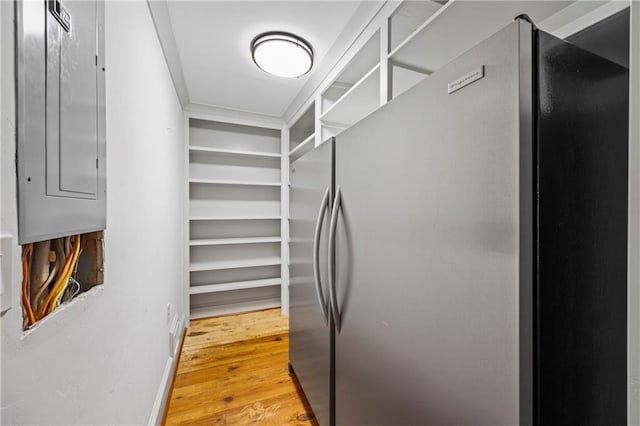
[251,32,313,78]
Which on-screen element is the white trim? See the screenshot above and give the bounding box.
[314,95,322,147]
[147,324,185,426]
[185,103,284,129]
[183,111,191,324]
[146,0,189,107]
[280,125,290,315]
[379,16,389,107]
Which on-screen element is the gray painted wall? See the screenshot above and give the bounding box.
[1,1,186,424]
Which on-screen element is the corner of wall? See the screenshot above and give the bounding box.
[148,314,186,426]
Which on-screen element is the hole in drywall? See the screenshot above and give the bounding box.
[21,231,104,330]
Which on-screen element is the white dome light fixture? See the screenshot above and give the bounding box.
[251,32,313,78]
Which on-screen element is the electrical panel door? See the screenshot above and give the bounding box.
[17,0,106,244]
[46,0,99,199]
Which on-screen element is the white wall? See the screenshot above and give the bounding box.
[1,1,186,424]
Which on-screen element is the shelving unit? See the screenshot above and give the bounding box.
[320,65,380,128]
[289,133,315,162]
[189,237,281,246]
[289,103,315,152]
[388,0,446,54]
[188,118,282,319]
[284,0,596,155]
[318,31,381,141]
[321,32,380,114]
[387,1,572,96]
[288,103,316,162]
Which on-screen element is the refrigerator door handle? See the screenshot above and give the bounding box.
[328,186,342,332]
[313,186,331,324]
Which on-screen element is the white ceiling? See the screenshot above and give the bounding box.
[165,1,363,117]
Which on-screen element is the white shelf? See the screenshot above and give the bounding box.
[189,257,281,272]
[189,299,281,320]
[288,133,315,158]
[323,82,354,104]
[189,278,280,295]
[389,0,572,73]
[189,215,281,221]
[391,63,429,99]
[189,237,281,246]
[327,31,381,93]
[389,0,444,53]
[189,146,281,159]
[289,103,315,152]
[320,65,380,128]
[189,178,281,187]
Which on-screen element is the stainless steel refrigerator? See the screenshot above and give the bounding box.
[289,138,334,426]
[289,19,628,426]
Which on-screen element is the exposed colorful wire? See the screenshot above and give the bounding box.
[37,235,80,319]
[48,235,81,313]
[21,244,36,326]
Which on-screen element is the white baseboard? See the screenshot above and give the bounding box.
[148,315,186,426]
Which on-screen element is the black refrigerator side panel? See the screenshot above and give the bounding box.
[535,31,628,425]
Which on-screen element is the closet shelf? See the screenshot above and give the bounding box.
[189,237,281,246]
[189,178,281,187]
[189,146,281,159]
[189,278,281,295]
[320,64,380,128]
[388,0,570,74]
[189,215,281,221]
[289,133,315,158]
[189,257,282,272]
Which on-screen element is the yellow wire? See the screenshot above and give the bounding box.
[21,244,36,326]
[49,236,81,312]
[47,235,81,314]
[37,237,77,319]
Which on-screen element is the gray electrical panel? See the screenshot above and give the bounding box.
[16,0,106,244]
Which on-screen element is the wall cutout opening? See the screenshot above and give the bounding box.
[21,231,104,329]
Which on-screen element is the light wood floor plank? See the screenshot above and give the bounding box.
[164,308,317,426]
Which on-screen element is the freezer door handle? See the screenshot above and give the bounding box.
[313,186,331,324]
[328,187,342,332]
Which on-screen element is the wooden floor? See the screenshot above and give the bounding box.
[164,308,318,425]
